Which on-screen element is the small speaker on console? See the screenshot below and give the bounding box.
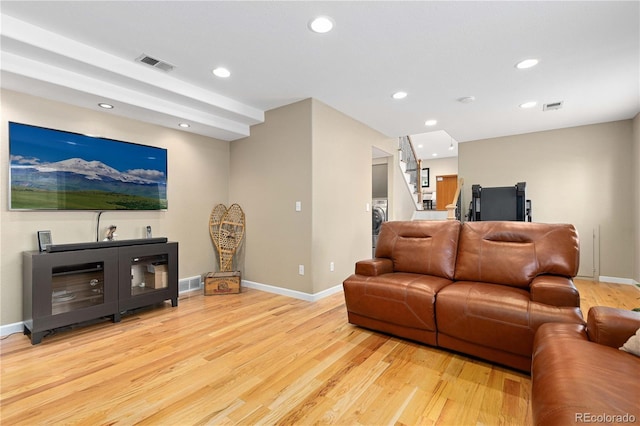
[146,226,152,239]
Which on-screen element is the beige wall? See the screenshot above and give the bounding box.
[459,120,634,281]
[632,113,640,283]
[311,99,396,293]
[229,98,396,295]
[229,100,314,293]
[0,90,230,326]
[372,163,388,199]
[393,169,419,221]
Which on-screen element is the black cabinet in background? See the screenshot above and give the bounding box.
[23,241,178,344]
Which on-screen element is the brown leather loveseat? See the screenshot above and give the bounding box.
[343,220,585,372]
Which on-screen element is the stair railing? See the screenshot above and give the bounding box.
[399,136,423,206]
[446,177,464,220]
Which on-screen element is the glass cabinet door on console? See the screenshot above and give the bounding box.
[130,253,169,296]
[52,262,106,315]
[117,242,178,312]
[23,248,120,344]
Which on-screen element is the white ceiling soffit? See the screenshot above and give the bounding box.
[0,15,264,141]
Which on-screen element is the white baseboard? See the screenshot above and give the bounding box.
[1,322,24,338]
[242,280,343,302]
[598,276,638,286]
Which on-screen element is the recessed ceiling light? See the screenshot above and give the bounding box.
[432,153,438,157]
[519,101,538,109]
[417,144,423,148]
[516,59,539,69]
[98,103,114,109]
[392,91,408,100]
[309,16,334,33]
[457,96,476,104]
[425,119,438,126]
[212,67,231,78]
[179,123,190,128]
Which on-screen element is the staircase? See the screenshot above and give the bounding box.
[398,136,423,211]
[398,135,456,221]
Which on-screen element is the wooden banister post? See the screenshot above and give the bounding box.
[446,177,464,220]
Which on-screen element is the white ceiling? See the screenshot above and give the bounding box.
[1,1,638,159]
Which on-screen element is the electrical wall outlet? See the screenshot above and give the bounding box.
[330,262,335,272]
[298,264,304,275]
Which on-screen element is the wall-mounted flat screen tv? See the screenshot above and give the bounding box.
[9,122,167,211]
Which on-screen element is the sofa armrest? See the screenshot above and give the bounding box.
[586,306,640,348]
[354,258,393,276]
[529,275,580,307]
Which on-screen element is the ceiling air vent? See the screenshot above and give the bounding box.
[135,54,175,72]
[543,101,563,111]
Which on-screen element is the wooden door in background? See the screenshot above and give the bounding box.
[436,174,458,210]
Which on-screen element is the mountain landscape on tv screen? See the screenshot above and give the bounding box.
[11,158,167,210]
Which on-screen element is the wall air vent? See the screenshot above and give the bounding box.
[178,275,203,294]
[543,101,563,111]
[135,54,175,72]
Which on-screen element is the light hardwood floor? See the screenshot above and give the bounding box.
[1,279,638,425]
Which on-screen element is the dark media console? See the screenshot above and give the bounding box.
[23,240,178,344]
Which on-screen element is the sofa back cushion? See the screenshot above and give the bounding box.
[454,221,579,288]
[375,220,460,279]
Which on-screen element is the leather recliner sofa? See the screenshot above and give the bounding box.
[531,306,640,425]
[343,220,585,372]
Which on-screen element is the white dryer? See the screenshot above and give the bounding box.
[372,198,388,256]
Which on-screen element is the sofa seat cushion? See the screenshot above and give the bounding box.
[343,272,453,332]
[436,282,584,357]
[532,322,640,426]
